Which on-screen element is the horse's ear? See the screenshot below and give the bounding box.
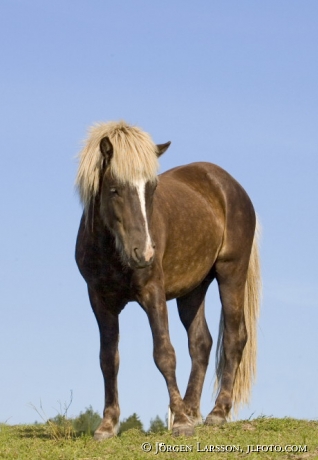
[100,136,113,164]
[156,141,171,157]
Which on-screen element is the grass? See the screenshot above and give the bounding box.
[1,417,318,459]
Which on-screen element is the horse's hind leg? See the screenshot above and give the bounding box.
[177,278,213,425]
[205,259,248,425]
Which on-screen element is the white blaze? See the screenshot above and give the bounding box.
[135,180,154,261]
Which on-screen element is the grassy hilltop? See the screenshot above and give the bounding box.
[1,417,318,460]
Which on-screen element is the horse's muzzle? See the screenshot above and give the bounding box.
[132,245,155,268]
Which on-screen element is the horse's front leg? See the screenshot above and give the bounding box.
[88,288,123,440]
[138,283,194,437]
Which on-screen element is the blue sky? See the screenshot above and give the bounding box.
[1,1,317,429]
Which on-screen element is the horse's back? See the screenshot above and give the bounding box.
[160,162,250,205]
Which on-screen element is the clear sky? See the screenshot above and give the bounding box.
[1,0,317,429]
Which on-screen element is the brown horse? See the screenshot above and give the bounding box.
[75,121,261,440]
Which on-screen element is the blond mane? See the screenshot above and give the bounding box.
[76,121,159,210]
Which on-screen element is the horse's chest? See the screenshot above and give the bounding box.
[76,235,129,290]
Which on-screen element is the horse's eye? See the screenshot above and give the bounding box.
[109,187,118,195]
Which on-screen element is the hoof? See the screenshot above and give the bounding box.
[205,414,226,426]
[191,414,203,427]
[172,414,195,437]
[94,421,119,441]
[94,430,115,441]
[172,423,195,437]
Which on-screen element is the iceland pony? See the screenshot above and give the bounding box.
[75,121,261,440]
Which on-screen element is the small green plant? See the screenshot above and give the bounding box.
[148,415,167,433]
[118,413,144,435]
[72,405,102,436]
[29,391,75,440]
[0,423,10,443]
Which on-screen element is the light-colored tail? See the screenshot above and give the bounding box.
[214,220,261,416]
